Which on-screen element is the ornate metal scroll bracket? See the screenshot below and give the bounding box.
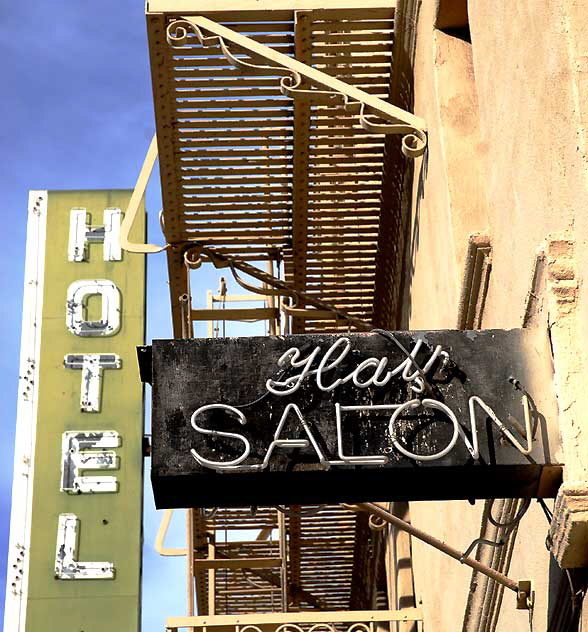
[166,16,428,158]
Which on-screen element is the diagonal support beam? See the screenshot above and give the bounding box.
[353,502,533,609]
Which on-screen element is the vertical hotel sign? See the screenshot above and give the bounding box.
[4,191,145,631]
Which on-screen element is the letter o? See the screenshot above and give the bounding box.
[388,398,459,462]
[66,279,121,337]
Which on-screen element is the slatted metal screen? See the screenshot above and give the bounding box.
[147,4,395,333]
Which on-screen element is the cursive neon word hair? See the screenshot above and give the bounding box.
[265,337,446,397]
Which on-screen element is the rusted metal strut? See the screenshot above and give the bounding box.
[355,502,533,609]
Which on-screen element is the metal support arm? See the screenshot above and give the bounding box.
[119,134,166,254]
[354,502,534,610]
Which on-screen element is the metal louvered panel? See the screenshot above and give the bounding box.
[283,14,394,332]
[290,506,359,611]
[199,506,363,615]
[149,15,296,257]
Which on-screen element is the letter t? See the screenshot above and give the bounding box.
[64,354,121,412]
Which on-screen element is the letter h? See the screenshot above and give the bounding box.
[68,208,122,262]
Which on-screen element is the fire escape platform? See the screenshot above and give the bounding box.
[145,1,422,334]
[148,0,397,18]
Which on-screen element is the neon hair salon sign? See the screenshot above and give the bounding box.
[142,331,562,508]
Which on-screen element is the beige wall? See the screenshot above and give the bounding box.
[403,0,588,629]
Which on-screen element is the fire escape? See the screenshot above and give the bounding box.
[122,1,427,630]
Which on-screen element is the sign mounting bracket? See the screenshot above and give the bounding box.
[355,502,534,611]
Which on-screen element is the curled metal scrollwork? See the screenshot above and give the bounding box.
[275,624,305,632]
[360,104,427,158]
[308,625,336,632]
[184,248,202,270]
[239,625,264,632]
[167,19,288,77]
[166,20,189,47]
[368,514,388,532]
[280,72,348,108]
[169,19,341,106]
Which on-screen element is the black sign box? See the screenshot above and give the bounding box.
[139,330,562,508]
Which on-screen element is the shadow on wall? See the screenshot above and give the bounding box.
[546,561,588,631]
[372,0,423,329]
[407,145,429,324]
[435,0,471,43]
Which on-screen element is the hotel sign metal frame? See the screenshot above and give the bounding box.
[4,190,146,632]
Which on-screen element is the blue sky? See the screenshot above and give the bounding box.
[0,1,231,628]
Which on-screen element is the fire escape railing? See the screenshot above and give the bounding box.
[165,609,424,632]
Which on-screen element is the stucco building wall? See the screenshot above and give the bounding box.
[399,1,588,629]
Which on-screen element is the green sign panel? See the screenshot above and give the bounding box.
[4,190,145,631]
